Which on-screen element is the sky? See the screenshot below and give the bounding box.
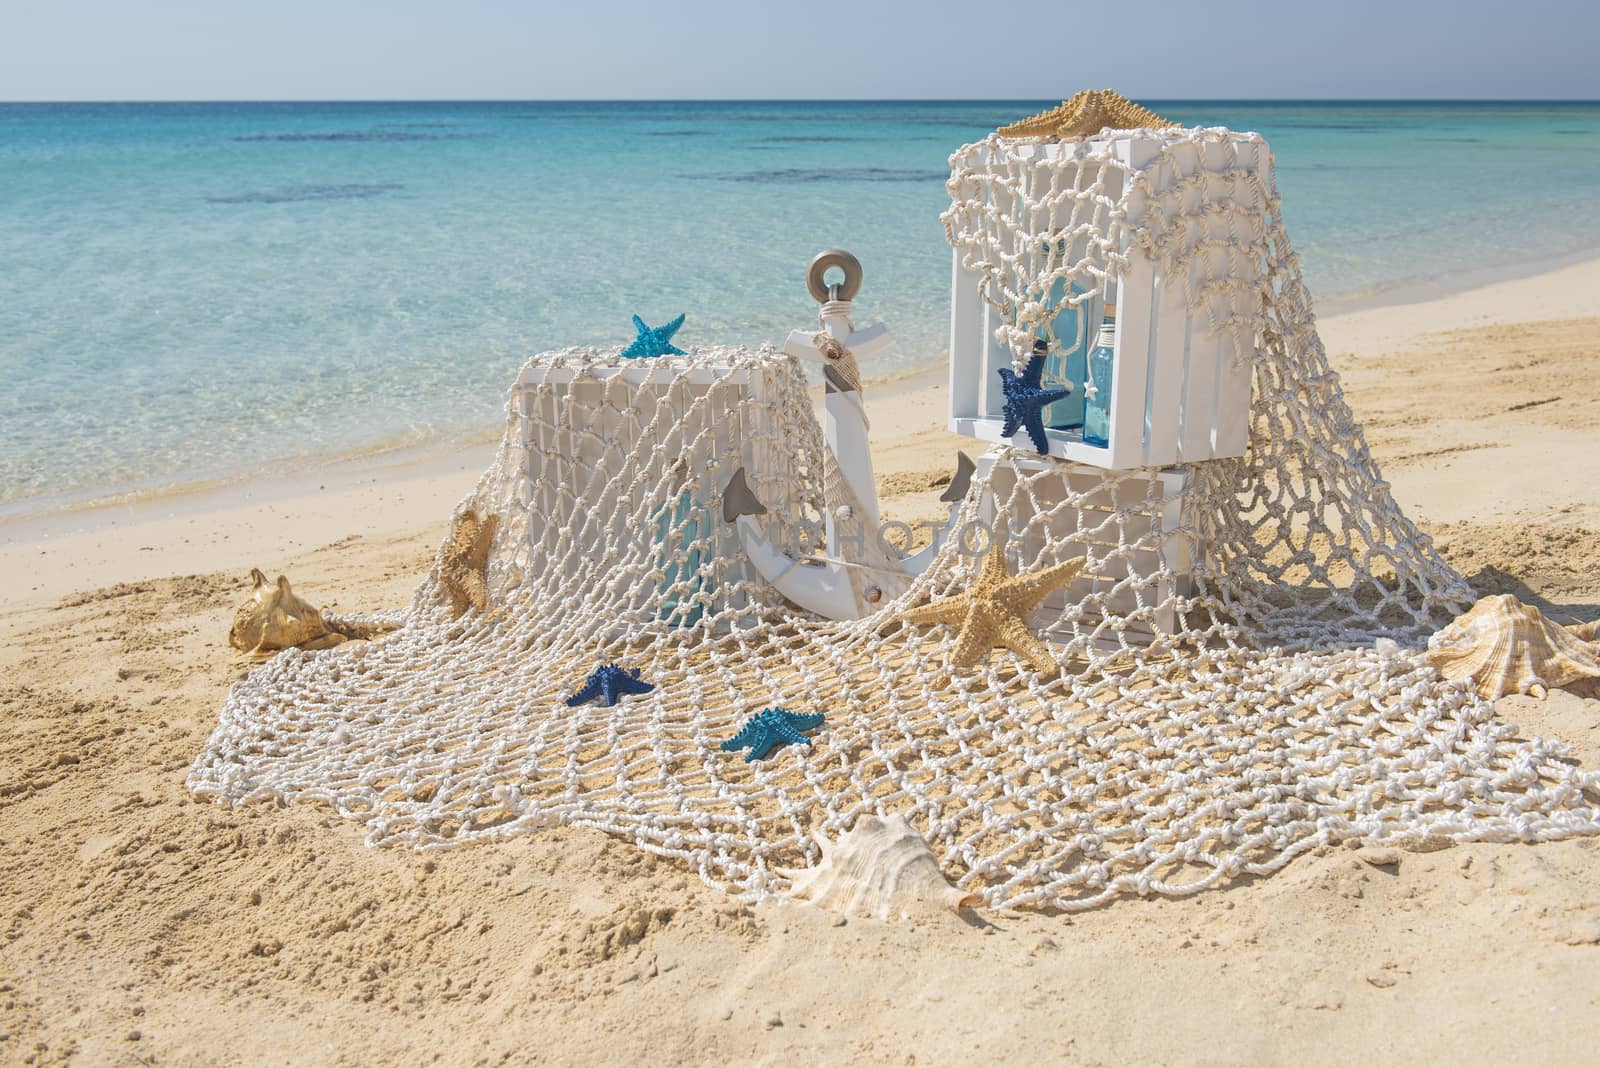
[2,0,1597,101]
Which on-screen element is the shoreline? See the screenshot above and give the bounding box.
[5,249,1599,533]
[1311,240,1600,319]
[5,252,1600,610]
[0,423,507,527]
[0,247,1594,533]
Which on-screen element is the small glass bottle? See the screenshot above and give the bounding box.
[1082,305,1116,448]
[654,465,706,627]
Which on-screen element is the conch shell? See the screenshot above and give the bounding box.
[229,569,343,653]
[227,568,400,654]
[1425,594,1600,699]
[776,814,979,921]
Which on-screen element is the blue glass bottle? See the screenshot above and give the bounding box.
[1082,305,1116,448]
[654,474,706,627]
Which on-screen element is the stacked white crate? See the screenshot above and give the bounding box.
[948,131,1266,469]
[948,131,1270,643]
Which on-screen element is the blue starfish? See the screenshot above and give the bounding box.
[620,313,687,359]
[720,707,825,763]
[998,350,1072,456]
[565,663,654,707]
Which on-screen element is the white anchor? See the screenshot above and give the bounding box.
[725,250,972,620]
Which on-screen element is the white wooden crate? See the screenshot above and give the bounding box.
[512,357,808,624]
[975,451,1194,647]
[949,131,1267,470]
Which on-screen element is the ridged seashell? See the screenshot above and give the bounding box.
[229,568,342,654]
[1425,594,1600,699]
[775,814,979,921]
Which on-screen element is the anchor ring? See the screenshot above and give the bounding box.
[806,248,863,303]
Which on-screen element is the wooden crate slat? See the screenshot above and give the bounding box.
[1211,139,1264,458]
[1178,295,1218,463]
[1099,141,1150,470]
[1139,137,1198,469]
[1104,251,1153,470]
[1144,265,1188,466]
[948,250,985,425]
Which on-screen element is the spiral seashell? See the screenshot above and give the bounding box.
[228,569,395,653]
[775,814,979,921]
[1425,594,1600,699]
[229,569,341,654]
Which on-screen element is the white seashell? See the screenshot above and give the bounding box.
[1425,594,1600,700]
[775,814,979,921]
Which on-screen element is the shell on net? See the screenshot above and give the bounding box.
[1425,594,1600,699]
[229,568,343,654]
[775,814,979,921]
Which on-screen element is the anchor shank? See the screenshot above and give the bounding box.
[817,305,882,559]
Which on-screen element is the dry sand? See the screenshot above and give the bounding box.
[4,259,1600,1065]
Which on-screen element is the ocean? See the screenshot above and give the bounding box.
[3,99,1599,512]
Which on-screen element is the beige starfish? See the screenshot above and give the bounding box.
[901,532,1085,674]
[440,508,500,618]
[997,89,1177,140]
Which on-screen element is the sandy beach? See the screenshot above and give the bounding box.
[4,256,1600,1065]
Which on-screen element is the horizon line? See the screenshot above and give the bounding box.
[4,96,1600,106]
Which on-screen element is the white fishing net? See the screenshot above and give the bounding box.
[189,125,1600,910]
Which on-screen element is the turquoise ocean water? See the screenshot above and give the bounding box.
[3,100,1599,512]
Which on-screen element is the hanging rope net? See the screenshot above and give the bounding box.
[189,123,1600,911]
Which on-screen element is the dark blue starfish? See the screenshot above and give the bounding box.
[998,349,1072,456]
[620,313,687,358]
[565,663,654,707]
[720,707,825,763]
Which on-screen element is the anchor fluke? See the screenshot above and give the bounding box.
[722,468,768,522]
[939,452,976,504]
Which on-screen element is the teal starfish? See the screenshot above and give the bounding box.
[999,346,1072,455]
[720,708,825,763]
[620,313,687,358]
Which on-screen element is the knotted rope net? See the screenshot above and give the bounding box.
[189,126,1600,910]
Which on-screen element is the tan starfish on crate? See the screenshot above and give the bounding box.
[901,528,1085,674]
[997,89,1176,140]
[440,508,500,618]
